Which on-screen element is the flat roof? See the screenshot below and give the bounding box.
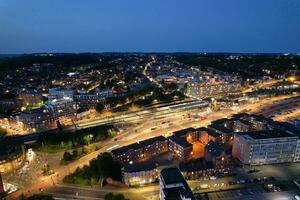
[123,161,156,173]
[111,135,167,156]
[208,124,233,134]
[239,119,254,126]
[168,135,192,148]
[139,135,167,146]
[173,127,195,137]
[236,129,298,140]
[111,142,142,155]
[160,168,196,200]
[160,168,185,185]
[204,128,221,137]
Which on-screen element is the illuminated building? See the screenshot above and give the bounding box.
[159,168,196,200]
[233,119,254,132]
[205,141,231,170]
[186,82,241,99]
[111,143,144,164]
[48,97,77,120]
[48,88,74,103]
[122,161,157,186]
[111,136,168,164]
[17,90,43,107]
[168,135,193,161]
[0,99,23,113]
[13,106,56,131]
[13,97,76,131]
[139,136,168,159]
[208,123,233,144]
[198,127,222,144]
[232,130,298,165]
[232,113,268,131]
[0,145,25,173]
[180,159,215,180]
[294,140,300,162]
[74,93,104,110]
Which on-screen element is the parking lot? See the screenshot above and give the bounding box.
[196,187,299,200]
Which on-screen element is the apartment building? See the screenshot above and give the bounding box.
[232,130,298,165]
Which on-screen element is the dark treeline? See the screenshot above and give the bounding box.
[175,54,300,78]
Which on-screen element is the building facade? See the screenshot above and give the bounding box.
[232,130,298,165]
[122,161,158,186]
[48,98,77,120]
[139,136,168,159]
[14,106,56,131]
[205,141,231,170]
[111,143,144,164]
[294,140,300,162]
[168,135,193,161]
[186,82,241,99]
[74,93,104,110]
[17,90,43,108]
[48,88,74,103]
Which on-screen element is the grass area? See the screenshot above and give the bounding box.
[63,152,122,187]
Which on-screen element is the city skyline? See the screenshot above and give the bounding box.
[1,1,300,200]
[1,0,300,54]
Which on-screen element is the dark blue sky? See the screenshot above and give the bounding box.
[0,0,299,53]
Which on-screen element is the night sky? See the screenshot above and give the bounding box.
[0,0,299,54]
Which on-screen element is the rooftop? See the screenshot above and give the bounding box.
[111,142,142,156]
[111,135,166,156]
[201,127,221,137]
[205,141,224,157]
[139,135,167,146]
[208,124,233,134]
[123,161,156,173]
[239,119,254,126]
[160,168,196,200]
[160,167,186,185]
[236,129,298,140]
[173,127,195,137]
[168,135,192,148]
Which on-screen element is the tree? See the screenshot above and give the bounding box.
[107,129,117,138]
[166,83,178,91]
[104,193,128,200]
[43,164,53,176]
[96,103,106,113]
[0,128,7,139]
[72,149,78,159]
[83,134,93,145]
[63,151,72,161]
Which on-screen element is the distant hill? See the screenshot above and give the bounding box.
[0,54,21,58]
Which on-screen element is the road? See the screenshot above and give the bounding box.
[44,184,160,200]
[196,188,299,200]
[6,94,300,199]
